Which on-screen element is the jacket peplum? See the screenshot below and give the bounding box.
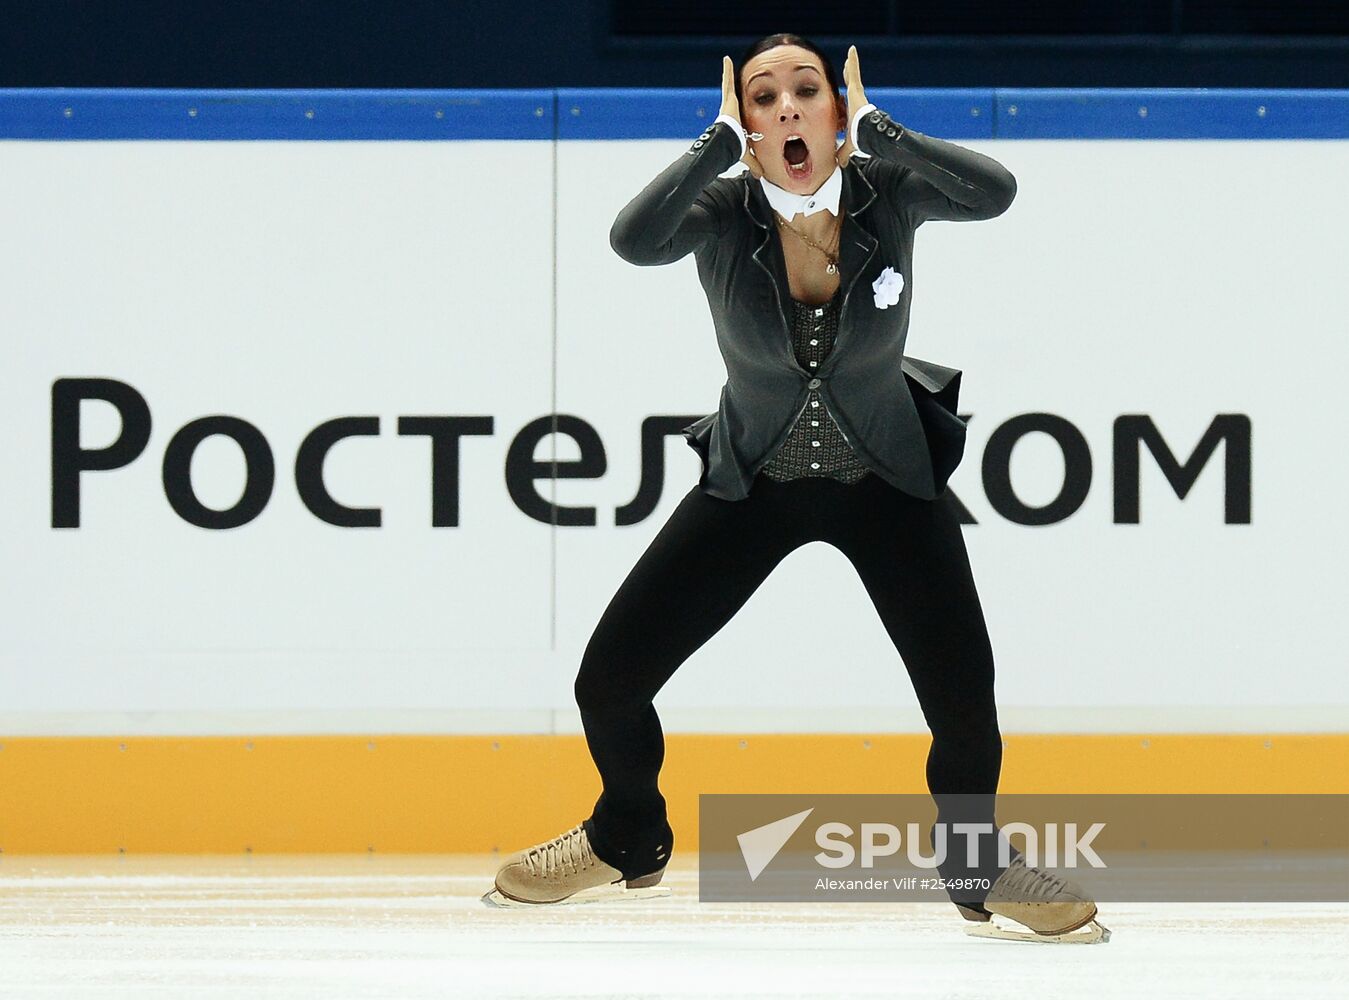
[609,107,1017,501]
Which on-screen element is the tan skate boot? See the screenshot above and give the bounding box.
[482,822,670,907]
[962,854,1110,943]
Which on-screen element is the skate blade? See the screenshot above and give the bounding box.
[480,884,673,908]
[964,917,1111,944]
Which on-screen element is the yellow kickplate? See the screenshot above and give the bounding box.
[0,733,1343,853]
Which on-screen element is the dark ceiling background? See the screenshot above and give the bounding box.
[1,1,1345,89]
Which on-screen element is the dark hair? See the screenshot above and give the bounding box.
[735,33,847,132]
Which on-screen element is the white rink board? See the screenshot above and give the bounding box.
[0,141,556,723]
[553,139,1349,730]
[2,136,1348,734]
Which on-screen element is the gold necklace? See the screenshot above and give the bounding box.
[776,213,841,274]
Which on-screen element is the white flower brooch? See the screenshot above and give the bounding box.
[872,266,905,309]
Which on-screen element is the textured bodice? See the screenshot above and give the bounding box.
[758,290,872,485]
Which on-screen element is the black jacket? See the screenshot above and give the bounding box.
[609,107,1017,501]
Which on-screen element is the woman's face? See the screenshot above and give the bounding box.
[739,45,846,193]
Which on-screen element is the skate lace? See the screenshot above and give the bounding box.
[522,824,596,878]
[1000,856,1069,901]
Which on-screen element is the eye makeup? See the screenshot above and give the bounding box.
[754,86,820,106]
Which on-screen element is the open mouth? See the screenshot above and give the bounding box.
[783,136,812,179]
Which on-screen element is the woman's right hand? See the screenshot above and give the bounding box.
[720,55,762,178]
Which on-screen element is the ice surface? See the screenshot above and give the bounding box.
[0,855,1344,999]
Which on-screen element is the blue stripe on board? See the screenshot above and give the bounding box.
[555,88,995,140]
[997,88,1349,139]
[0,88,1345,140]
[0,88,555,140]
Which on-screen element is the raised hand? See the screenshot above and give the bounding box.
[835,45,870,168]
[720,55,763,178]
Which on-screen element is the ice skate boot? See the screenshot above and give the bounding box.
[481,822,671,907]
[959,854,1110,943]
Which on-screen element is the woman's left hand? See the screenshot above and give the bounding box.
[835,45,869,168]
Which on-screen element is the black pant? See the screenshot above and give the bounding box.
[575,471,1004,900]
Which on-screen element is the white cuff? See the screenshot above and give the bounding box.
[849,102,877,158]
[713,113,747,159]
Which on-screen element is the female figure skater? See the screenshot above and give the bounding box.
[488,35,1107,943]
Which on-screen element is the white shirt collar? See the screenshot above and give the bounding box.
[758,163,842,222]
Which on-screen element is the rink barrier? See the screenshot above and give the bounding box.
[0,733,1345,853]
[1,87,1346,140]
[2,88,1345,853]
